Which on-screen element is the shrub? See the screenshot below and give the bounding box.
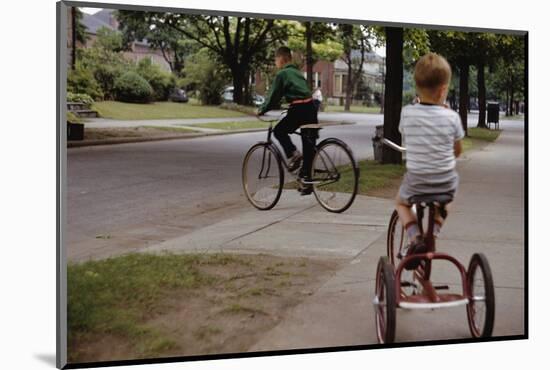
[180,49,230,105]
[77,44,131,100]
[67,64,103,100]
[136,58,176,101]
[67,92,94,105]
[67,111,83,124]
[113,71,154,103]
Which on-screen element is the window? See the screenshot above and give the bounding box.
[334,73,348,95]
[334,75,341,94]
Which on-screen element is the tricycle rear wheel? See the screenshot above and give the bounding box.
[466,253,495,338]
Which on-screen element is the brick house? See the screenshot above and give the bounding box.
[80,8,172,72]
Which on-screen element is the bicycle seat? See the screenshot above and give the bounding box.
[408,193,453,205]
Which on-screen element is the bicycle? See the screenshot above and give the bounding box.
[373,138,495,343]
[242,111,359,213]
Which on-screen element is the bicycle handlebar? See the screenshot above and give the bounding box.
[256,110,288,123]
[382,138,407,153]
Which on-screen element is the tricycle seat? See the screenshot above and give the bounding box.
[409,193,454,205]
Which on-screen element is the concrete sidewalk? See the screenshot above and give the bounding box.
[83,116,259,129]
[248,125,525,350]
[137,122,524,348]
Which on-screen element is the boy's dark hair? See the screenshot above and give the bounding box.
[276,46,292,61]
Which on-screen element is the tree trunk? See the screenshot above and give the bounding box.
[232,66,246,105]
[243,70,250,106]
[345,59,353,112]
[509,76,515,117]
[458,59,469,136]
[305,22,314,91]
[506,89,510,116]
[382,27,403,165]
[71,7,76,70]
[476,62,487,128]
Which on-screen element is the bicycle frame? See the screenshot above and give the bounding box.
[257,114,335,185]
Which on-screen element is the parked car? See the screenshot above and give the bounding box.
[169,88,189,103]
[221,86,265,107]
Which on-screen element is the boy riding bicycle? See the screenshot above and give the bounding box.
[257,46,318,195]
[396,53,464,269]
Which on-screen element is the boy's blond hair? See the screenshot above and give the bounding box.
[414,53,452,93]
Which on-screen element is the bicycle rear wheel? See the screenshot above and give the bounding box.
[242,143,284,210]
[311,139,358,213]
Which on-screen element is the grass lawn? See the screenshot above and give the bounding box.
[92,101,247,120]
[139,125,198,133]
[283,160,405,198]
[324,105,381,114]
[194,121,270,130]
[82,126,198,141]
[463,127,501,151]
[324,160,405,196]
[500,113,525,121]
[67,252,340,362]
[284,128,500,197]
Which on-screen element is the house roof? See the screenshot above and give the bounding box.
[82,10,115,35]
[350,50,384,63]
[81,8,150,46]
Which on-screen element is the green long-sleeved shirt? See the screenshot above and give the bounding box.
[259,63,312,114]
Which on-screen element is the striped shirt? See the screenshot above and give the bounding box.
[399,103,464,175]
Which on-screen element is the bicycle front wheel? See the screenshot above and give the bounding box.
[311,139,358,213]
[242,143,284,210]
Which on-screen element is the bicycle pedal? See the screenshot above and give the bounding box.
[433,285,450,290]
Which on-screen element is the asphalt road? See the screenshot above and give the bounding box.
[67,112,519,260]
[68,119,375,253]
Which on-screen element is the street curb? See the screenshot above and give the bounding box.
[67,121,356,148]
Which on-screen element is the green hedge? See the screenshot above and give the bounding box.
[67,92,94,105]
[67,64,103,100]
[136,58,175,101]
[113,71,154,104]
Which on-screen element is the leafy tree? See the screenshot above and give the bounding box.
[95,27,125,52]
[119,13,288,105]
[336,24,374,111]
[180,48,231,105]
[116,10,198,76]
[74,8,88,44]
[428,30,475,134]
[77,28,132,100]
[70,7,89,69]
[494,35,525,116]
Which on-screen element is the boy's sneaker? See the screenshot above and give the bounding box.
[299,184,313,196]
[400,236,427,270]
[297,177,313,196]
[288,151,303,172]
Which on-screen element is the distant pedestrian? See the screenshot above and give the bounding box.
[313,87,323,112]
